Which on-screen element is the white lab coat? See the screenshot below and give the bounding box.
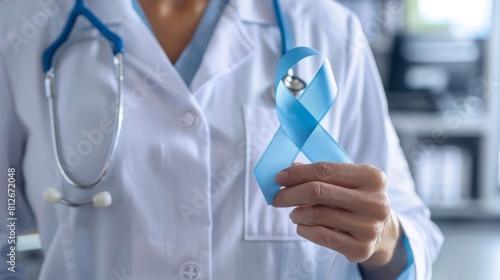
[0,0,443,279]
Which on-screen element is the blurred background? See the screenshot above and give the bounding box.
[15,0,500,279]
[338,0,500,279]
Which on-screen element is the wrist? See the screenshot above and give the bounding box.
[364,209,402,266]
[359,210,410,280]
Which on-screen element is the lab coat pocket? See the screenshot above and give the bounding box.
[243,106,303,241]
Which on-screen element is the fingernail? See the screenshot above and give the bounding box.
[272,193,281,207]
[275,171,289,185]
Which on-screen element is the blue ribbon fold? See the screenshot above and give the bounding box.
[253,47,352,205]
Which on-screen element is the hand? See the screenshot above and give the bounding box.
[273,162,402,266]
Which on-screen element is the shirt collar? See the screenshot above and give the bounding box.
[82,0,134,24]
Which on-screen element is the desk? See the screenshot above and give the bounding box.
[433,220,500,280]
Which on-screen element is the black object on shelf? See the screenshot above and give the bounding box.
[386,34,485,112]
[386,90,456,112]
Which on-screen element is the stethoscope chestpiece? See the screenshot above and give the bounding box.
[282,69,307,97]
[283,75,307,94]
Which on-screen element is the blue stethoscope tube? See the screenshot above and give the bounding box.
[42,0,124,207]
[272,0,307,93]
[41,0,305,208]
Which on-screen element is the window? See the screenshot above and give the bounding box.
[405,0,493,37]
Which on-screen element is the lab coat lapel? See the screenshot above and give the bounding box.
[189,3,255,93]
[119,11,193,101]
[236,0,275,25]
[84,0,132,25]
[84,0,192,101]
[85,0,267,99]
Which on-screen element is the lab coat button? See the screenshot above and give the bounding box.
[179,262,202,280]
[178,111,199,128]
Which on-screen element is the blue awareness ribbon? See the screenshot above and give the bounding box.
[253,47,353,205]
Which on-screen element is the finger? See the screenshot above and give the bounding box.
[290,206,373,240]
[273,181,365,211]
[274,162,304,184]
[296,225,370,263]
[275,162,385,190]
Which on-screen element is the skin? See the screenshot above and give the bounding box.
[138,0,408,278]
[138,0,209,64]
[273,162,409,279]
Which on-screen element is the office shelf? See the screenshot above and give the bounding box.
[390,112,487,136]
[430,200,500,220]
[390,105,499,203]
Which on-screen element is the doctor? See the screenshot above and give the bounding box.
[0,0,443,279]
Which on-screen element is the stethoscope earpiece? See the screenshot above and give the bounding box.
[92,191,112,208]
[43,188,112,208]
[43,188,62,204]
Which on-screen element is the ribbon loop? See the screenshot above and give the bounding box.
[253,46,352,205]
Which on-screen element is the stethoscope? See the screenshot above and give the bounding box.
[42,0,306,208]
[271,0,308,94]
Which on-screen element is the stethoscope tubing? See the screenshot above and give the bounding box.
[44,52,124,189]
